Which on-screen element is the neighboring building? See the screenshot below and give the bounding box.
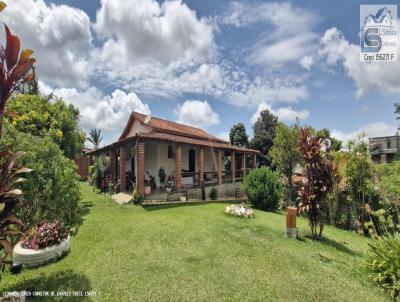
[87,112,259,198]
[369,135,400,163]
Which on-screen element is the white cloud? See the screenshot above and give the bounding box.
[1,0,92,87]
[216,131,230,142]
[319,27,400,97]
[331,122,398,145]
[39,81,150,131]
[175,100,220,128]
[221,2,319,67]
[300,56,314,70]
[251,102,310,124]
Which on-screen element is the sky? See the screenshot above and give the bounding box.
[2,0,399,147]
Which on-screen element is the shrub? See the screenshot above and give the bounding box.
[1,127,81,227]
[364,234,400,298]
[209,187,218,200]
[22,220,69,250]
[132,189,144,204]
[90,155,109,192]
[243,167,283,211]
[5,94,85,159]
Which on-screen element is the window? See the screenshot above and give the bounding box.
[387,141,391,149]
[168,145,174,158]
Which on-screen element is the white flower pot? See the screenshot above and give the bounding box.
[145,186,151,195]
[180,196,187,202]
[13,236,70,267]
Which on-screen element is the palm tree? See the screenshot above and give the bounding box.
[87,129,103,149]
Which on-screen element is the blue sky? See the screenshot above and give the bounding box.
[2,0,399,146]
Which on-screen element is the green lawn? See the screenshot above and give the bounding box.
[1,183,388,301]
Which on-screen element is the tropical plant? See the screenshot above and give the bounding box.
[269,122,301,205]
[21,220,69,250]
[145,171,156,189]
[364,234,400,299]
[0,150,31,267]
[87,129,103,149]
[250,109,278,166]
[0,2,35,135]
[345,135,374,235]
[90,155,109,192]
[1,127,81,226]
[395,102,399,131]
[243,167,283,211]
[229,123,249,147]
[132,189,144,205]
[316,128,342,152]
[209,187,218,200]
[298,128,338,239]
[6,94,85,159]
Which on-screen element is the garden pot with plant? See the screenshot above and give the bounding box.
[13,221,70,267]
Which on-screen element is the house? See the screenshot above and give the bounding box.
[87,112,259,198]
[369,135,400,163]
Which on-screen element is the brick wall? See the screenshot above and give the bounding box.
[175,144,182,190]
[119,145,126,192]
[231,152,236,183]
[137,141,145,195]
[199,147,204,184]
[217,150,222,185]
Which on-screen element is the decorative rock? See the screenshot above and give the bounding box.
[13,236,70,267]
[225,203,254,218]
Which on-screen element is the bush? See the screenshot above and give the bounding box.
[22,220,69,250]
[6,94,85,159]
[209,187,218,200]
[90,155,109,192]
[132,189,144,204]
[243,167,283,211]
[364,234,400,298]
[1,127,81,227]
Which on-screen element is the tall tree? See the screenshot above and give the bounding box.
[87,129,103,149]
[395,102,400,131]
[229,123,248,147]
[316,128,342,152]
[251,109,278,166]
[345,135,374,235]
[0,2,35,136]
[269,122,301,205]
[298,128,337,239]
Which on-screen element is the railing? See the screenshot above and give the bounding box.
[181,171,200,188]
[203,171,217,186]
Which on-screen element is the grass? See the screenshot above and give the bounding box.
[0,183,388,301]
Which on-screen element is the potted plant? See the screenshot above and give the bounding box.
[166,175,175,193]
[13,221,70,267]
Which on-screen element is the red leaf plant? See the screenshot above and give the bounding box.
[298,128,339,239]
[0,2,35,133]
[0,150,32,266]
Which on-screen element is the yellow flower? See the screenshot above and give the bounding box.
[56,130,63,139]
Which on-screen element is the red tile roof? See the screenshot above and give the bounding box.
[89,111,259,155]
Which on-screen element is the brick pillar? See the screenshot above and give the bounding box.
[217,150,222,185]
[242,153,246,177]
[137,141,145,195]
[175,144,182,190]
[231,152,236,183]
[119,145,126,192]
[253,153,257,169]
[109,149,116,181]
[199,147,204,185]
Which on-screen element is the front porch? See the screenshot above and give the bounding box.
[90,138,258,199]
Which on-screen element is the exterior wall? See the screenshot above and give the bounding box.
[126,120,152,137]
[144,140,159,185]
[369,135,400,163]
[156,142,175,187]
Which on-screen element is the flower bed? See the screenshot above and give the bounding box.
[224,204,254,218]
[13,221,70,267]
